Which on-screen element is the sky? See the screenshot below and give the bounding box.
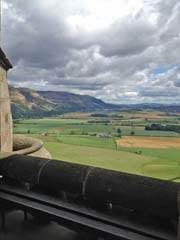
[2,0,180,104]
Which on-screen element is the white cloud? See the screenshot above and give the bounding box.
[3,0,180,103]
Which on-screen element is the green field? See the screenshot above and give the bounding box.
[14,112,180,181]
[56,135,116,149]
[44,142,155,176]
[31,134,180,181]
[118,146,180,180]
[14,118,180,137]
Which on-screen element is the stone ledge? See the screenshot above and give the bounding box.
[0,136,51,160]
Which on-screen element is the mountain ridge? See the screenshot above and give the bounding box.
[9,86,180,119]
[9,86,115,118]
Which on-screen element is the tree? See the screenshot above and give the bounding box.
[130,131,135,136]
[70,130,75,135]
[117,128,122,138]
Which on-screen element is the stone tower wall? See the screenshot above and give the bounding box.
[0,66,13,152]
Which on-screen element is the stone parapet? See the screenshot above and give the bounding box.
[13,135,51,159]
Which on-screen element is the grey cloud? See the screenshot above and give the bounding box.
[49,76,109,89]
[159,2,180,43]
[139,87,180,97]
[99,17,157,57]
[4,1,72,69]
[3,0,180,104]
[157,0,180,27]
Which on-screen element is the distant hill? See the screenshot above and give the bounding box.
[9,86,180,119]
[9,86,115,118]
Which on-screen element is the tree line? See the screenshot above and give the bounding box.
[145,124,180,133]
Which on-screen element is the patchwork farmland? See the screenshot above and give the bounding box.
[116,136,180,148]
[14,111,180,181]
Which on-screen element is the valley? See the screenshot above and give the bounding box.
[14,110,180,181]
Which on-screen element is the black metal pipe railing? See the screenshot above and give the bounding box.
[0,154,179,221]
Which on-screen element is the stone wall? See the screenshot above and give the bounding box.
[0,66,13,152]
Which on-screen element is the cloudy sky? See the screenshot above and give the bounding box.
[2,0,180,104]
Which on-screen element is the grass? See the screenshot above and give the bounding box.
[14,118,87,134]
[14,118,115,135]
[47,142,180,180]
[142,164,180,180]
[117,146,180,180]
[30,133,180,180]
[14,118,180,137]
[119,126,180,137]
[118,146,180,162]
[13,115,180,181]
[44,141,155,176]
[56,135,116,149]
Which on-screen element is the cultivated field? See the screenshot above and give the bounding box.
[13,110,180,181]
[44,142,155,175]
[116,136,180,148]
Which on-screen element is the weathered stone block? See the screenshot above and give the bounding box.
[0,49,13,153]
